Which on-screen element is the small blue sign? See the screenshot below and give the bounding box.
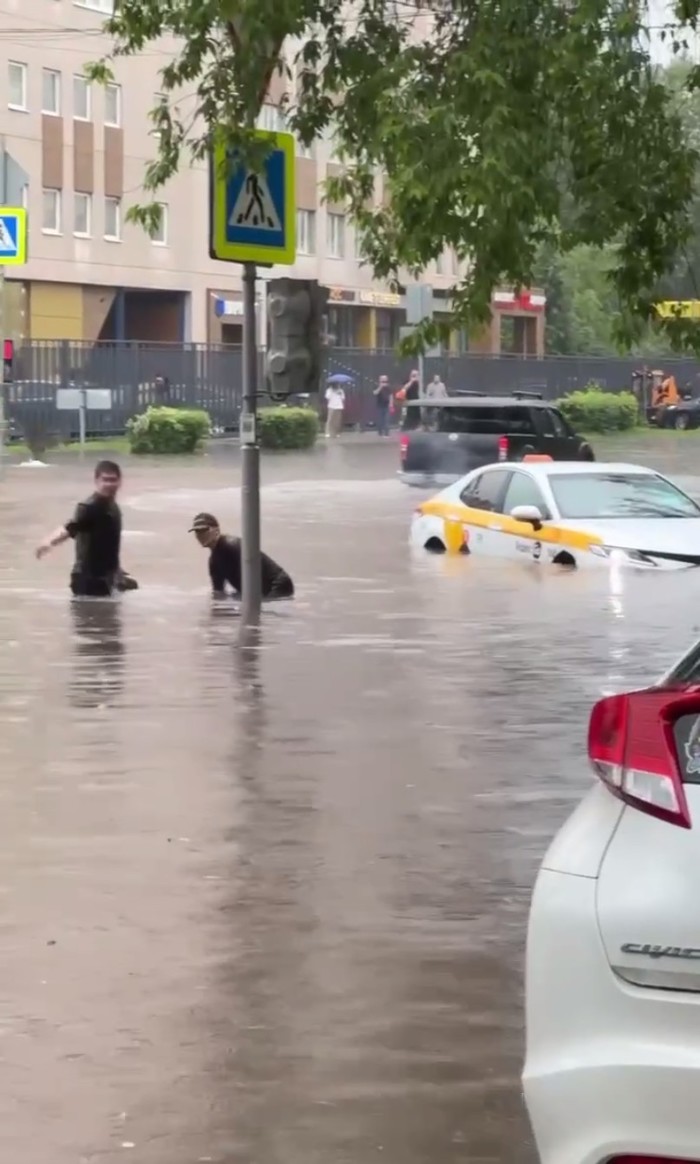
[210,132,296,266]
[0,207,27,265]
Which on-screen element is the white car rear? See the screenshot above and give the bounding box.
[523,640,700,1164]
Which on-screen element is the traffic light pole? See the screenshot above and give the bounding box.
[240,261,262,626]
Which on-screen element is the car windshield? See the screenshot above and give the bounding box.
[434,406,534,435]
[549,472,700,519]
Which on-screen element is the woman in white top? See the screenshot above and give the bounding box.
[324,382,346,437]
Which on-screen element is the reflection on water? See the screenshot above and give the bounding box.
[0,445,699,1164]
[68,598,125,710]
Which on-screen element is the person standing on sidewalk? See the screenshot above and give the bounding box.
[325,377,346,438]
[373,374,392,437]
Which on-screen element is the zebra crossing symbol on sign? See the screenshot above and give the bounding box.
[229,172,282,232]
[0,208,27,265]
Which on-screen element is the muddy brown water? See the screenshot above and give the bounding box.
[1,433,700,1164]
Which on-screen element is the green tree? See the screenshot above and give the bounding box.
[88,0,700,349]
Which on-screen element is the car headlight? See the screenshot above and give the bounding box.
[590,545,658,566]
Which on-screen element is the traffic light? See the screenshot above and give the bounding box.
[266,278,329,395]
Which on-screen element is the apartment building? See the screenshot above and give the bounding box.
[0,0,545,355]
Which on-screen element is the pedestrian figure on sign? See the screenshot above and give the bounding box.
[35,460,139,597]
[239,174,273,228]
[373,374,392,437]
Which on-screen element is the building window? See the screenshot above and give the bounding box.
[74,192,92,237]
[151,203,168,245]
[8,62,27,111]
[74,0,114,11]
[435,253,444,276]
[20,184,28,210]
[328,306,357,347]
[104,82,121,127]
[296,209,316,255]
[104,196,121,240]
[451,249,460,276]
[73,75,91,121]
[41,69,61,115]
[327,212,345,259]
[354,229,365,263]
[258,104,286,133]
[376,308,401,351]
[42,188,61,234]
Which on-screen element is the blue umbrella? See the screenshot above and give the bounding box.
[327,373,354,385]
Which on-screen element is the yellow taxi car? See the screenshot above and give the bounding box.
[410,459,700,569]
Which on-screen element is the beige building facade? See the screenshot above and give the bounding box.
[0,0,544,355]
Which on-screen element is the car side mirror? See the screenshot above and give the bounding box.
[510,504,543,530]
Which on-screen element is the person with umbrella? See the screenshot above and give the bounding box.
[325,373,351,438]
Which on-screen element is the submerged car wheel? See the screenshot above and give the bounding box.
[674,411,691,430]
[579,442,595,461]
[424,537,446,553]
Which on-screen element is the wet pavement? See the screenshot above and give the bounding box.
[2,432,700,1164]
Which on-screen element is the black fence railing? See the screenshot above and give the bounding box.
[3,340,699,439]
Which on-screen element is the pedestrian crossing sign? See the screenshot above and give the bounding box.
[210,131,296,266]
[0,207,27,266]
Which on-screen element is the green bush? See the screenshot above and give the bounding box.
[258,406,319,450]
[557,385,638,434]
[127,406,211,454]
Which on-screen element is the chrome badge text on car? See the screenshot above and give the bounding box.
[621,943,700,960]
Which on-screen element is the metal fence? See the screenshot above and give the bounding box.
[4,340,700,439]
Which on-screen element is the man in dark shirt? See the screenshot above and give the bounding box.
[189,513,294,600]
[36,460,138,597]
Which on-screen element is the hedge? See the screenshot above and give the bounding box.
[127,406,211,454]
[556,385,638,434]
[258,406,319,450]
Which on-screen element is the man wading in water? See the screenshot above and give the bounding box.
[189,512,294,601]
[35,460,138,597]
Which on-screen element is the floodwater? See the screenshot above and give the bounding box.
[1,433,700,1164]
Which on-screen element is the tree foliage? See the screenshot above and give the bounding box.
[88,0,700,349]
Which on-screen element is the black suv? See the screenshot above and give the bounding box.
[399,392,594,486]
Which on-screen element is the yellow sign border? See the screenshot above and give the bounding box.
[0,206,27,266]
[210,131,296,266]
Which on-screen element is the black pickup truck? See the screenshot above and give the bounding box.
[398,393,594,486]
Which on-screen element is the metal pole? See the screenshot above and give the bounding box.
[79,387,87,452]
[240,261,261,626]
[418,352,425,395]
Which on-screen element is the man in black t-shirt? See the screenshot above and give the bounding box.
[36,460,138,597]
[189,512,294,600]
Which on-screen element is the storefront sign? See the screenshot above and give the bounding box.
[359,289,401,308]
[328,287,357,303]
[213,296,244,317]
[492,290,546,313]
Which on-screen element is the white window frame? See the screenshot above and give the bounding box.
[151,203,168,246]
[327,212,345,259]
[73,0,115,12]
[8,62,28,112]
[74,191,92,238]
[73,74,91,122]
[42,188,61,235]
[104,82,121,127]
[41,68,61,116]
[104,196,121,241]
[296,209,316,255]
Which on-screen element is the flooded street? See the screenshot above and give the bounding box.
[2,433,700,1164]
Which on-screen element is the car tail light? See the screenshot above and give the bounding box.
[610,1157,700,1163]
[399,434,409,461]
[587,688,700,829]
[497,435,508,461]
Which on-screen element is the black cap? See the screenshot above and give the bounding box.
[188,512,219,532]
